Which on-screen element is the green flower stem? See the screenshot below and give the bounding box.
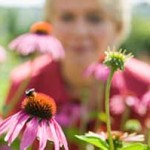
[105,69,115,150]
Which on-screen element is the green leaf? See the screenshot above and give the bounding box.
[121,143,150,150]
[75,134,108,150]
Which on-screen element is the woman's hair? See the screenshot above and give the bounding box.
[103,0,132,44]
[44,0,132,44]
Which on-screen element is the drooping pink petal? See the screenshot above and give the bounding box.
[0,117,13,135]
[0,111,23,135]
[5,112,29,145]
[94,64,110,81]
[52,119,68,150]
[37,121,48,150]
[9,34,38,55]
[48,120,59,150]
[47,36,65,59]
[9,33,65,60]
[84,62,110,81]
[20,117,38,150]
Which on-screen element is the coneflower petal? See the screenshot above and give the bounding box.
[0,117,14,135]
[20,118,38,150]
[49,120,59,150]
[0,111,21,134]
[5,112,28,145]
[9,31,65,60]
[53,119,68,150]
[37,121,47,150]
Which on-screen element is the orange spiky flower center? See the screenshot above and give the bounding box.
[30,21,52,35]
[22,89,56,119]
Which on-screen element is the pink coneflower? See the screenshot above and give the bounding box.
[0,45,6,63]
[9,21,65,60]
[0,89,68,150]
[86,131,144,143]
[84,54,110,81]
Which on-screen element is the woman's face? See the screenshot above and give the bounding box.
[50,0,119,87]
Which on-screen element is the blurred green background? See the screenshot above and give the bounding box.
[122,3,150,62]
[0,6,43,113]
[0,2,150,114]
